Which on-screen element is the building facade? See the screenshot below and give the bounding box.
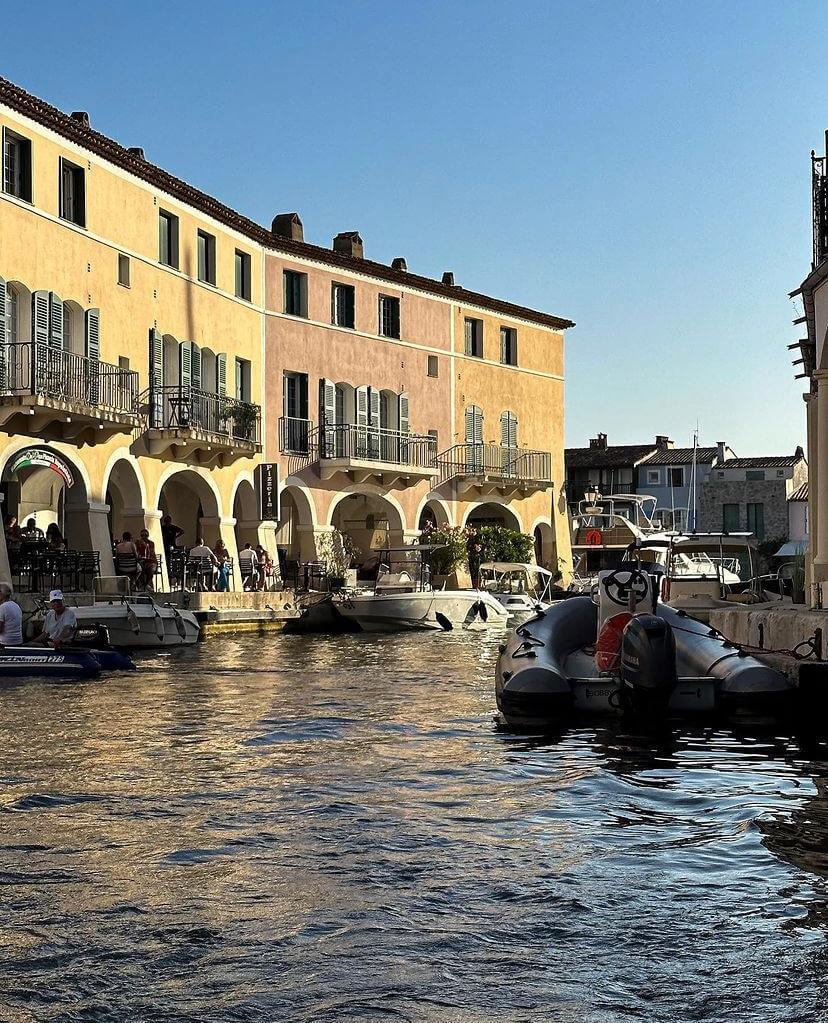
[564,433,669,509]
[636,442,735,531]
[0,77,572,591]
[697,451,807,540]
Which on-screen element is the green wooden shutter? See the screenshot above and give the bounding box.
[149,328,164,426]
[320,377,336,457]
[0,276,6,390]
[85,308,100,404]
[32,291,49,346]
[217,353,227,396]
[179,341,191,390]
[49,293,64,349]
[190,342,201,391]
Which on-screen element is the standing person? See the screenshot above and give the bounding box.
[238,542,259,591]
[161,515,184,558]
[0,583,24,647]
[31,590,77,649]
[255,544,273,591]
[136,529,158,589]
[213,538,231,592]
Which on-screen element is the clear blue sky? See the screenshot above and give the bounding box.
[3,1,822,455]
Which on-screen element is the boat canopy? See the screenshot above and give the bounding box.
[479,562,556,578]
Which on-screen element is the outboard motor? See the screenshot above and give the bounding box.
[619,614,677,714]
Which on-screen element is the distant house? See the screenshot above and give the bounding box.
[787,481,808,550]
[637,441,736,531]
[698,448,808,540]
[565,433,670,509]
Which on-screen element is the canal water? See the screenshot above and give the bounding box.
[1,630,828,1021]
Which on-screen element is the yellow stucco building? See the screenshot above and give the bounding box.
[0,76,573,594]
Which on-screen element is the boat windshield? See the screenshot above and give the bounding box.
[479,564,554,600]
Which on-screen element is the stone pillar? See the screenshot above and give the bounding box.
[805,391,818,604]
[814,372,828,584]
[200,515,240,591]
[87,502,115,578]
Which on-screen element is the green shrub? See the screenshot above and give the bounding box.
[420,524,469,575]
[474,525,534,564]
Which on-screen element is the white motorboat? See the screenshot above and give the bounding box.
[68,596,200,647]
[478,561,558,619]
[334,545,510,632]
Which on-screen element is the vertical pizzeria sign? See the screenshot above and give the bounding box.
[9,448,75,487]
[255,463,279,522]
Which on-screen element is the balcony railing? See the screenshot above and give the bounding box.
[316,423,437,468]
[814,150,828,268]
[148,384,261,446]
[279,415,313,456]
[436,443,551,486]
[0,341,139,414]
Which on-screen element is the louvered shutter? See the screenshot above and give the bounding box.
[397,391,410,465]
[85,308,100,404]
[0,277,6,390]
[149,328,164,427]
[368,386,380,459]
[32,290,50,388]
[319,377,336,457]
[179,341,191,390]
[464,320,472,356]
[48,293,64,349]
[299,372,308,418]
[355,385,369,458]
[217,353,227,395]
[190,342,201,391]
[500,328,507,364]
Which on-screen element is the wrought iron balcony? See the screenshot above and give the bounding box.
[0,341,140,438]
[435,443,552,494]
[814,150,828,269]
[279,415,313,456]
[145,384,261,463]
[310,422,437,484]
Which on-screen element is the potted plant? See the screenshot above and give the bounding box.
[318,528,359,591]
[420,524,471,588]
[221,401,259,441]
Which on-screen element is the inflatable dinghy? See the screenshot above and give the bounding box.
[0,647,102,680]
[496,568,795,729]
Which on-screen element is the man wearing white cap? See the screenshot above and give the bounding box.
[32,590,77,649]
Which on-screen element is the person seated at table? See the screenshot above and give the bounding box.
[31,590,76,649]
[45,523,66,550]
[0,583,23,647]
[136,529,158,589]
[238,542,259,591]
[114,531,142,583]
[213,538,231,592]
[4,515,23,544]
[21,518,44,541]
[188,536,219,589]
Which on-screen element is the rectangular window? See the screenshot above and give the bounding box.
[427,354,439,377]
[428,428,439,448]
[668,467,684,488]
[59,158,85,227]
[464,318,483,357]
[647,469,661,485]
[378,294,401,338]
[117,253,130,287]
[331,282,355,328]
[197,230,216,285]
[2,128,32,202]
[718,470,725,479]
[236,357,252,402]
[118,356,130,372]
[746,502,765,539]
[158,210,179,268]
[284,270,308,317]
[745,469,765,481]
[723,503,740,532]
[235,250,251,300]
[282,372,310,453]
[500,326,518,365]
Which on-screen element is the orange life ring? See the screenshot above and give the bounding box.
[595,612,633,672]
[661,576,671,601]
[585,528,603,547]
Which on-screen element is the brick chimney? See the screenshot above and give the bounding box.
[716,441,727,464]
[70,111,90,128]
[272,213,304,242]
[333,231,364,259]
[589,433,608,450]
[391,257,407,271]
[795,444,805,460]
[655,435,671,449]
[441,271,457,286]
[127,147,145,160]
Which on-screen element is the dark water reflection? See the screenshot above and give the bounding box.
[1,630,827,1021]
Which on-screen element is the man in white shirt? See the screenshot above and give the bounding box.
[33,590,77,649]
[238,543,259,590]
[0,583,24,646]
[187,536,219,589]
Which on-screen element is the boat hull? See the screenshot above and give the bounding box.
[496,596,795,729]
[336,590,509,632]
[0,647,101,680]
[69,602,200,648]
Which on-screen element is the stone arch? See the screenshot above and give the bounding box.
[276,479,318,566]
[328,488,406,574]
[102,454,147,543]
[155,466,222,547]
[232,477,258,550]
[5,280,32,343]
[415,494,453,532]
[462,500,523,532]
[530,518,557,570]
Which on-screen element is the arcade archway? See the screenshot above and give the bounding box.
[417,498,451,534]
[104,458,145,542]
[157,469,221,550]
[463,502,522,532]
[329,491,405,574]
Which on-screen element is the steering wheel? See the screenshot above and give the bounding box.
[601,568,651,608]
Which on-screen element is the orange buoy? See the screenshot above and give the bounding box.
[595,612,633,672]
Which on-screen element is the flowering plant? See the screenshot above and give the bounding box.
[420,523,470,575]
